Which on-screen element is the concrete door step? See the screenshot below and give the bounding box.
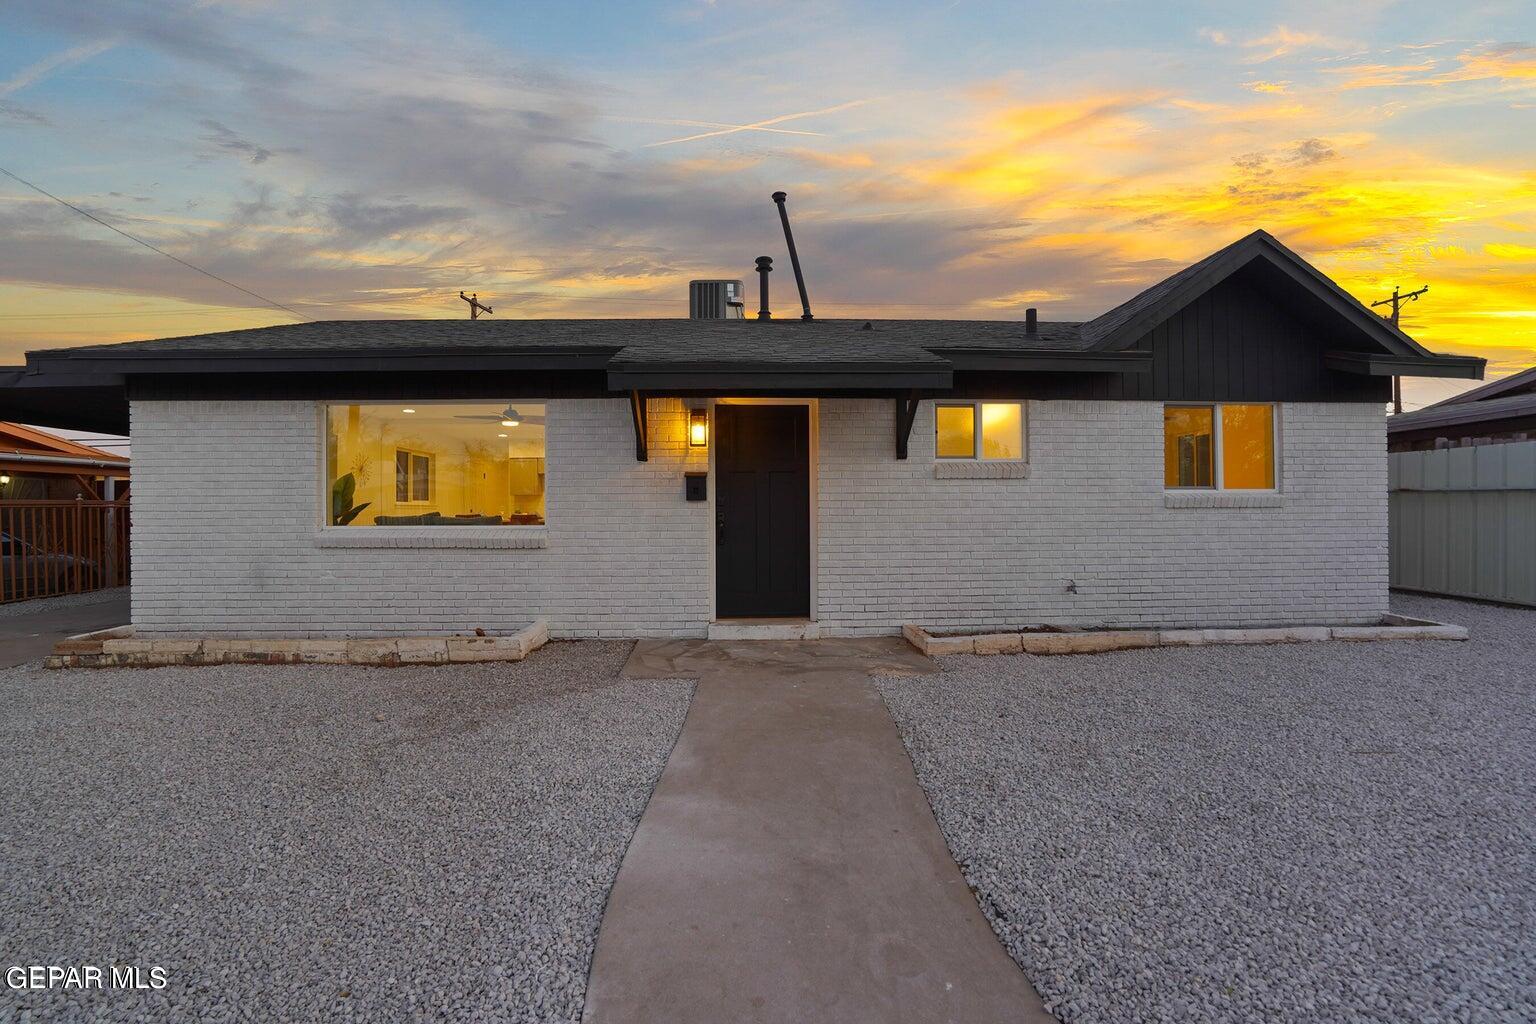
[706,618,820,641]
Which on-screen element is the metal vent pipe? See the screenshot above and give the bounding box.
[772,191,813,321]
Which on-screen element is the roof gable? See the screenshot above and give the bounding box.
[1082,230,1434,359]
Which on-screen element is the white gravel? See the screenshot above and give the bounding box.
[0,641,692,1024]
[876,595,1536,1024]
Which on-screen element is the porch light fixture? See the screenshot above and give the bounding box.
[689,407,709,448]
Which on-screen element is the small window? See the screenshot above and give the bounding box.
[395,449,432,503]
[935,402,1025,461]
[1163,403,1276,490]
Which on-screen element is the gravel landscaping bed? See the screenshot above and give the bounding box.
[0,641,692,1024]
[876,595,1536,1024]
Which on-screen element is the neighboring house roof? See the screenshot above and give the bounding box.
[1,229,1484,435]
[1431,363,1536,407]
[1387,391,1536,435]
[0,421,130,476]
[1388,361,1536,438]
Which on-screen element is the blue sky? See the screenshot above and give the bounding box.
[2,0,1534,407]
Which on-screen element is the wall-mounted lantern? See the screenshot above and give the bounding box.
[689,407,709,448]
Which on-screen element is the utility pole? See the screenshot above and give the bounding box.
[459,291,493,320]
[1370,284,1427,415]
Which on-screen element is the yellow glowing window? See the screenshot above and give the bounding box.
[936,403,1025,461]
[1163,403,1275,490]
[1221,404,1275,489]
[325,402,548,526]
[981,403,1023,459]
[936,405,976,458]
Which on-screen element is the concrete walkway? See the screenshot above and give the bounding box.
[0,589,129,669]
[583,637,1054,1024]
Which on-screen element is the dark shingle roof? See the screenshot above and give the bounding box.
[37,317,1090,365]
[1388,391,1536,433]
[1434,364,1536,407]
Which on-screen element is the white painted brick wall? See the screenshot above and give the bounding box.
[816,399,1388,634]
[130,397,1387,637]
[130,398,711,638]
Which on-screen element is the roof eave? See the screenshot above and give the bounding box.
[1323,351,1486,379]
[933,349,1152,373]
[605,365,954,392]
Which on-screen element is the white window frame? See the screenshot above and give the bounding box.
[934,401,1027,462]
[1164,402,1280,492]
[394,447,434,505]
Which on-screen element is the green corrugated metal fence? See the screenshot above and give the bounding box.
[1389,440,1536,607]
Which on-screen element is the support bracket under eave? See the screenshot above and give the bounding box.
[895,391,920,460]
[630,390,648,462]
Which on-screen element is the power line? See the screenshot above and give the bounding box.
[0,166,311,322]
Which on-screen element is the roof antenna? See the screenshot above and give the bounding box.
[1370,284,1427,415]
[459,291,493,320]
[772,191,814,320]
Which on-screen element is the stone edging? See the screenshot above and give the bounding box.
[46,619,549,668]
[902,614,1469,656]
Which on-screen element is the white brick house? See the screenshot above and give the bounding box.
[5,231,1482,639]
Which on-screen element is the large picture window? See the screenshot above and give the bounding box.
[325,402,547,526]
[1163,403,1276,490]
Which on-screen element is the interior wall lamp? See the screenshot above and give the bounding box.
[688,407,709,448]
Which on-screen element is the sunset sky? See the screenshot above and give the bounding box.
[3,0,1534,410]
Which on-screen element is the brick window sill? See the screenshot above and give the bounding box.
[934,461,1031,479]
[1164,492,1284,509]
[314,527,549,549]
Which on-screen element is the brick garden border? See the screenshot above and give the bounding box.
[46,619,549,668]
[902,614,1468,657]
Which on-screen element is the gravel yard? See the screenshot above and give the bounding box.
[0,641,692,1024]
[876,595,1536,1024]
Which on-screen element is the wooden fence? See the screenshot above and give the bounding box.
[0,500,131,604]
[1389,440,1536,607]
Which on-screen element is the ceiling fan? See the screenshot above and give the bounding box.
[452,405,546,427]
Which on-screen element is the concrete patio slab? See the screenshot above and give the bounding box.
[583,638,1052,1024]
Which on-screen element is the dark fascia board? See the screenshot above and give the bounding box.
[606,366,953,392]
[26,345,620,377]
[933,348,1153,373]
[1323,351,1485,379]
[1090,232,1433,359]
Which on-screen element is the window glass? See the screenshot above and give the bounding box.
[326,402,546,526]
[1164,406,1214,488]
[980,403,1023,459]
[935,406,976,458]
[1221,404,1275,489]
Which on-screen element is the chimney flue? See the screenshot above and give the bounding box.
[755,256,773,321]
[772,191,814,320]
[1025,307,1038,335]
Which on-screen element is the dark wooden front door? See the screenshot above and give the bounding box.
[715,404,810,618]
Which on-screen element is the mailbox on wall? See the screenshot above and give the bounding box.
[684,472,707,501]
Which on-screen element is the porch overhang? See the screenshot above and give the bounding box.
[605,362,954,393]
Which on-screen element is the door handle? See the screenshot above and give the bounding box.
[715,506,725,544]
